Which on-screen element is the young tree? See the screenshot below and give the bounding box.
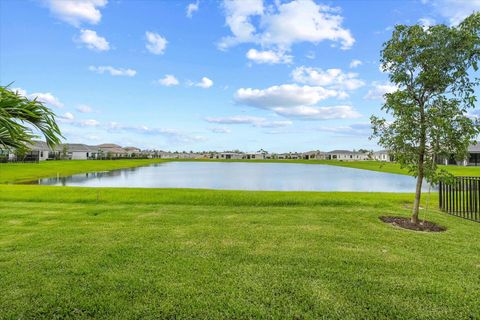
[371,13,480,224]
[0,86,63,150]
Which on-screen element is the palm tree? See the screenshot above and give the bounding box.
[0,85,63,151]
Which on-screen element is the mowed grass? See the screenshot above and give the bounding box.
[0,186,479,319]
[0,161,479,318]
[0,159,166,184]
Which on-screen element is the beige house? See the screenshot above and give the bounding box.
[97,144,128,158]
[123,147,142,157]
[303,150,327,160]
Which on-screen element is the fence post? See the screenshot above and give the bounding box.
[441,176,480,222]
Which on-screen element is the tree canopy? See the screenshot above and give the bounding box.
[0,85,63,150]
[371,13,480,223]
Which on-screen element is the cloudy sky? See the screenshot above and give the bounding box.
[1,0,479,152]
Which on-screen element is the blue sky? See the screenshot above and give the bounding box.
[1,0,479,152]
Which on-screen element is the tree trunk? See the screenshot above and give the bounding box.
[412,166,424,224]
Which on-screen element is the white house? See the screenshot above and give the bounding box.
[327,150,369,161]
[63,144,100,160]
[24,140,54,161]
[372,150,392,162]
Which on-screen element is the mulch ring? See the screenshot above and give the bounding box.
[379,216,446,232]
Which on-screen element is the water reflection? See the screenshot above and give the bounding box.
[35,162,433,192]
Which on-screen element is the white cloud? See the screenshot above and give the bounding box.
[58,114,101,127]
[45,0,107,27]
[12,87,64,109]
[76,104,93,113]
[157,74,179,86]
[89,65,137,77]
[272,105,362,120]
[108,122,206,143]
[424,0,480,25]
[219,0,264,49]
[291,66,365,90]
[246,48,292,64]
[61,112,75,120]
[195,77,213,88]
[234,82,362,121]
[317,123,371,136]
[235,84,339,108]
[418,17,436,29]
[31,92,65,109]
[78,29,110,51]
[209,127,231,133]
[206,115,292,128]
[349,59,362,68]
[219,0,354,51]
[364,82,398,100]
[145,31,167,55]
[79,119,100,127]
[186,1,199,18]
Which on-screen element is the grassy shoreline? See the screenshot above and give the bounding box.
[0,159,166,184]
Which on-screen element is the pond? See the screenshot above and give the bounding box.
[35,161,431,192]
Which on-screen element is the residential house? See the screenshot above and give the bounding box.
[97,143,127,158]
[123,147,142,157]
[440,143,480,166]
[0,148,15,161]
[23,140,54,161]
[372,150,392,162]
[303,150,327,160]
[63,144,100,160]
[327,150,369,161]
[244,152,265,160]
[217,152,244,160]
[156,151,175,159]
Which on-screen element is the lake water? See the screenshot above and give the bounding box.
[35,162,431,192]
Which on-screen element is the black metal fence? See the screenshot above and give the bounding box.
[439,177,480,222]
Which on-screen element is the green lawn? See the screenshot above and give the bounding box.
[0,161,479,319]
[0,186,479,319]
[0,159,166,184]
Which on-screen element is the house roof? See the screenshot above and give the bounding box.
[124,147,141,152]
[328,149,354,154]
[328,150,369,155]
[63,144,99,152]
[468,143,480,152]
[97,143,122,148]
[303,150,324,155]
[104,147,127,154]
[26,140,52,151]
